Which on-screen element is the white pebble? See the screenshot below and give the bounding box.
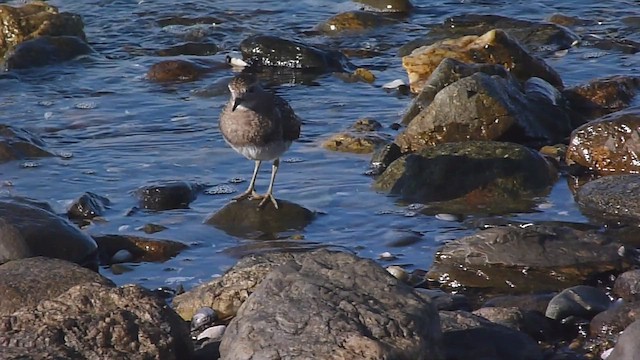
[435,213,460,221]
[382,79,405,89]
[112,249,134,263]
[379,251,396,260]
[601,347,613,359]
[196,325,226,341]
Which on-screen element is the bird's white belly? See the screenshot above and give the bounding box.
[228,141,292,161]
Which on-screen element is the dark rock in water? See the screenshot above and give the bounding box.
[374,141,556,214]
[0,257,113,316]
[4,35,93,70]
[483,294,555,315]
[566,109,640,175]
[415,288,471,311]
[396,72,572,152]
[439,310,543,360]
[93,234,188,264]
[240,35,351,72]
[575,175,640,225]
[206,199,314,239]
[472,306,558,342]
[589,301,640,338]
[316,11,398,34]
[147,59,211,82]
[0,2,86,58]
[607,319,640,360]
[0,199,98,269]
[136,180,201,211]
[399,14,578,57]
[545,285,611,322]
[426,223,627,293]
[369,142,402,175]
[613,269,640,302]
[219,250,443,359]
[354,0,413,13]
[67,191,110,221]
[156,42,219,56]
[0,282,193,359]
[0,124,53,162]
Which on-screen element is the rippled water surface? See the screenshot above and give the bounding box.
[1,0,639,289]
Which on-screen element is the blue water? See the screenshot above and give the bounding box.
[1,0,639,289]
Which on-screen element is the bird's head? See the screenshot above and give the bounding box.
[228,73,261,111]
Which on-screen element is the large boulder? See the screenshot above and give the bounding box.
[575,174,640,225]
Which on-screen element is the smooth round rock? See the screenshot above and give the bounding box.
[545,285,611,322]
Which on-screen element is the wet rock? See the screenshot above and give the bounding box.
[606,319,640,359]
[0,124,53,162]
[416,288,471,311]
[317,11,397,34]
[93,234,188,264]
[240,35,350,72]
[473,306,557,342]
[354,0,413,13]
[548,14,595,27]
[545,285,611,322]
[400,14,578,57]
[426,223,626,293]
[373,141,556,214]
[140,223,169,234]
[483,294,555,315]
[323,118,391,154]
[0,2,85,58]
[147,59,210,82]
[575,175,640,225]
[396,73,572,151]
[157,42,219,56]
[566,108,640,174]
[562,76,640,124]
[0,199,98,269]
[402,29,563,93]
[0,282,192,359]
[219,250,443,359]
[613,269,640,302]
[0,257,113,316]
[589,301,640,338]
[369,142,402,175]
[67,191,110,221]
[173,252,302,321]
[205,199,314,239]
[4,35,93,70]
[136,180,201,211]
[439,310,543,360]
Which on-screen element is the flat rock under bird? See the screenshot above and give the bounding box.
[219,74,301,209]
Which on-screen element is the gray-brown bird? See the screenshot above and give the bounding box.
[219,74,301,209]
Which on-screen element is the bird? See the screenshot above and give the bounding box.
[219,73,301,209]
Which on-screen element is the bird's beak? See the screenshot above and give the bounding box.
[232,97,243,111]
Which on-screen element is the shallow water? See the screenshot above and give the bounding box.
[1,0,639,289]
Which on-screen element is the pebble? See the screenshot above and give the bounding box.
[191,306,218,332]
[386,265,408,282]
[378,251,398,260]
[112,249,134,263]
[226,55,248,67]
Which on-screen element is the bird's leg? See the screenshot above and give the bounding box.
[233,160,261,201]
[257,158,280,209]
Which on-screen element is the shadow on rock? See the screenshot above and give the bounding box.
[205,199,314,239]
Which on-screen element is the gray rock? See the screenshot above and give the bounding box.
[136,180,202,211]
[614,270,640,302]
[0,257,114,316]
[219,250,443,359]
[576,175,640,225]
[0,282,192,359]
[483,293,555,315]
[545,285,611,321]
[67,191,110,221]
[415,288,470,311]
[590,301,640,338]
[440,310,543,360]
[473,306,558,342]
[608,319,640,360]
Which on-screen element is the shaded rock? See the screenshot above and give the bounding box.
[576,175,640,225]
[566,108,640,174]
[156,16,223,28]
[323,119,391,154]
[416,288,471,311]
[402,29,563,93]
[354,0,413,12]
[0,124,53,162]
[606,319,640,360]
[473,306,557,342]
[0,282,192,359]
[240,35,350,72]
[548,14,595,27]
[219,249,443,360]
[373,141,556,214]
[173,252,302,321]
[67,191,110,221]
[426,223,626,293]
[400,14,578,57]
[136,180,201,211]
[396,73,571,151]
[545,285,611,322]
[317,11,397,34]
[369,142,402,175]
[157,42,219,56]
[4,35,93,70]
[562,76,640,124]
[147,59,211,82]
[440,310,543,360]
[205,199,314,239]
[140,223,169,234]
[93,234,188,264]
[483,294,555,315]
[589,301,640,338]
[0,2,85,58]
[0,199,98,269]
[613,269,640,302]
[0,257,113,316]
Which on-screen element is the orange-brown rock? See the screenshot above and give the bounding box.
[563,76,640,123]
[402,29,562,93]
[566,109,640,174]
[317,11,396,34]
[147,60,209,82]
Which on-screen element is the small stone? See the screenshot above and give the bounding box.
[191,307,218,332]
[382,79,406,89]
[386,265,408,282]
[112,249,134,263]
[354,68,375,83]
[196,325,226,342]
[545,285,611,322]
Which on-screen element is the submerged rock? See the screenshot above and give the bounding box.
[67,191,110,222]
[0,124,53,162]
[562,76,640,124]
[402,29,563,93]
[323,118,391,154]
[147,59,212,82]
[317,11,397,34]
[575,174,640,225]
[4,35,93,70]
[93,234,188,264]
[156,42,219,56]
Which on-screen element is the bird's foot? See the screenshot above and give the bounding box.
[232,189,259,202]
[254,193,278,210]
